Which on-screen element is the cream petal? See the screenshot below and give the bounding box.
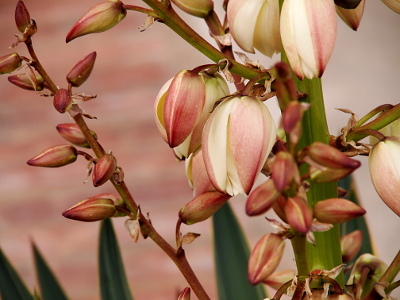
[154,78,173,142]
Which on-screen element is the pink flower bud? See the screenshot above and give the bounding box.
[66,1,127,42]
[285,196,313,234]
[202,96,276,196]
[272,151,301,192]
[341,230,362,263]
[62,197,116,222]
[171,0,213,18]
[314,198,366,224]
[53,89,72,114]
[15,0,31,33]
[248,233,285,285]
[56,123,98,148]
[92,154,117,187]
[263,269,295,290]
[8,73,44,91]
[177,287,190,300]
[246,179,281,216]
[227,0,280,57]
[336,1,365,31]
[308,142,360,169]
[27,145,78,167]
[0,53,22,75]
[66,52,97,87]
[369,136,400,216]
[179,191,231,225]
[272,195,288,223]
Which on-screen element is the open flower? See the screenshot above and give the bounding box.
[202,96,276,196]
[227,0,280,57]
[280,0,337,79]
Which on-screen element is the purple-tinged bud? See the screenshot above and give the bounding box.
[171,0,213,18]
[66,52,97,87]
[53,89,72,114]
[177,287,190,300]
[248,233,285,285]
[263,269,295,290]
[272,195,288,223]
[56,123,97,148]
[62,197,116,222]
[92,154,117,187]
[66,1,127,42]
[27,145,77,167]
[246,179,281,216]
[285,196,313,234]
[8,73,44,91]
[314,198,366,224]
[282,101,309,146]
[308,142,360,169]
[0,53,22,75]
[341,230,362,263]
[272,151,300,192]
[179,191,231,225]
[15,0,31,33]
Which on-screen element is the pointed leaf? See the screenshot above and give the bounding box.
[32,243,69,300]
[212,202,267,300]
[0,247,33,300]
[99,218,134,300]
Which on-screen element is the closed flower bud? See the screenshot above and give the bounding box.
[307,142,361,169]
[263,269,295,290]
[15,0,31,33]
[285,196,313,234]
[27,145,78,167]
[314,198,366,224]
[246,179,281,216]
[92,154,117,187]
[280,0,337,79]
[66,1,127,42]
[202,96,276,196]
[272,151,300,192]
[381,0,400,13]
[369,136,400,216]
[8,73,44,91]
[62,197,116,222]
[248,233,285,285]
[227,0,280,57]
[336,0,365,31]
[0,53,22,75]
[66,52,97,87]
[53,89,72,113]
[177,287,190,300]
[272,195,288,223]
[56,123,97,148]
[179,191,231,225]
[341,230,362,263]
[171,0,213,18]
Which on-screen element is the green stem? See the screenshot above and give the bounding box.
[290,234,309,276]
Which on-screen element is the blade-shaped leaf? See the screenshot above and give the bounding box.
[212,202,267,300]
[0,247,33,300]
[99,218,134,300]
[32,242,69,300]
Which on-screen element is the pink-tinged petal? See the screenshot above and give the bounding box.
[336,1,365,31]
[164,70,205,147]
[185,151,215,197]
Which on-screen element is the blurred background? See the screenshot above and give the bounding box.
[0,0,399,299]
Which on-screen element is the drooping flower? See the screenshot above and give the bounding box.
[227,0,280,57]
[280,0,337,79]
[202,96,276,196]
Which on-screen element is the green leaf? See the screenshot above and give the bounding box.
[32,242,69,300]
[212,202,267,300]
[0,247,33,300]
[99,218,134,300]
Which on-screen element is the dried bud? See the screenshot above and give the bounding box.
[246,179,281,216]
[179,191,231,225]
[53,89,72,113]
[8,73,44,91]
[0,53,22,74]
[66,1,127,42]
[15,0,31,33]
[341,230,362,263]
[171,0,213,18]
[263,270,295,290]
[56,123,97,148]
[272,151,300,192]
[27,145,78,167]
[177,287,191,300]
[307,142,360,169]
[92,154,117,187]
[248,233,285,285]
[66,52,97,87]
[285,196,313,234]
[62,197,116,222]
[125,219,140,242]
[314,198,366,224]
